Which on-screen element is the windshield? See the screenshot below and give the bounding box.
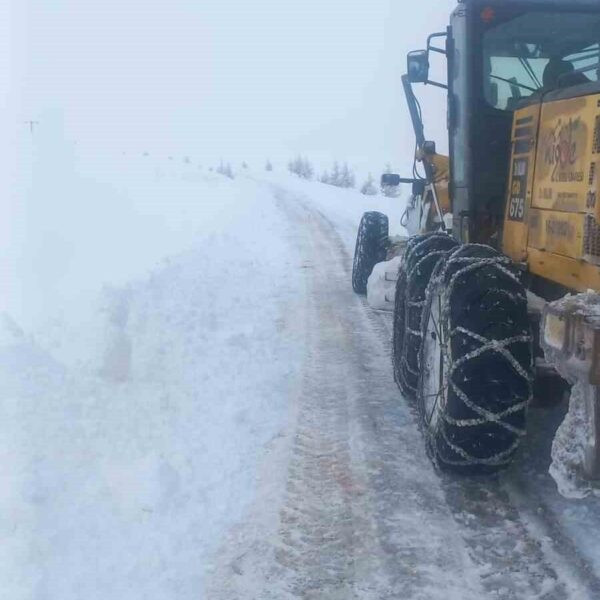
[483,11,600,111]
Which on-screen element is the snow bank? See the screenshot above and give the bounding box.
[260,171,408,253]
[550,381,595,499]
[2,139,406,598]
[1,148,305,599]
[4,136,252,334]
[543,293,600,499]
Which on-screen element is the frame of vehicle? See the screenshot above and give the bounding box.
[352,0,600,478]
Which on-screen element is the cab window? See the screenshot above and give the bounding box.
[482,11,600,111]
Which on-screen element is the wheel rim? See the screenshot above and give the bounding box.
[422,291,448,430]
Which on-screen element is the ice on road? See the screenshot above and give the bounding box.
[4,151,600,599]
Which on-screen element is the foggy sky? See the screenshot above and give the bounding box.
[6,0,456,174]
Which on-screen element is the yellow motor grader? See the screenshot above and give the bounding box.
[352,0,600,479]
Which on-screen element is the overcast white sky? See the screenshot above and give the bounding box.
[5,0,456,175]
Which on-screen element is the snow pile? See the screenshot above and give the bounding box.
[367,256,402,311]
[544,292,600,499]
[1,149,306,599]
[549,382,596,499]
[3,136,409,598]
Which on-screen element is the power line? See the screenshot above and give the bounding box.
[24,120,39,134]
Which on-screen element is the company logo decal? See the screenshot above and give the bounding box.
[541,117,585,183]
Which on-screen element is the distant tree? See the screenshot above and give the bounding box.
[381,163,401,197]
[339,162,355,188]
[302,158,314,180]
[360,173,378,196]
[288,155,314,180]
[265,159,273,171]
[329,161,341,186]
[168,156,173,161]
[184,156,191,164]
[241,161,248,169]
[217,160,235,179]
[143,151,149,157]
[322,161,355,188]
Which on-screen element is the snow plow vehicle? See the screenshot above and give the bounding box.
[353,0,600,480]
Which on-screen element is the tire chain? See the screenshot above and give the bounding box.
[395,233,458,399]
[421,244,533,469]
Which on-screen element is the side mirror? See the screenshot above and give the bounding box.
[381,173,401,187]
[381,175,425,189]
[407,50,429,83]
[422,140,436,155]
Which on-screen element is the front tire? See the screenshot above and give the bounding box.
[419,244,533,474]
[352,212,389,295]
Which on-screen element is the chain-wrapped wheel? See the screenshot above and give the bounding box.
[393,233,459,400]
[419,244,533,474]
[352,212,389,295]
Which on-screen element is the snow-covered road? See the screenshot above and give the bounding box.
[207,184,600,600]
[4,155,600,598]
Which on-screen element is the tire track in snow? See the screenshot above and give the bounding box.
[259,191,482,599]
[292,189,594,599]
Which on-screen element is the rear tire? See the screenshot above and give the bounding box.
[393,233,459,400]
[352,212,389,295]
[419,244,533,474]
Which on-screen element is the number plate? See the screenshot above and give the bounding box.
[508,158,529,222]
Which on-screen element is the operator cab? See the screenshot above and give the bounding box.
[407,0,600,245]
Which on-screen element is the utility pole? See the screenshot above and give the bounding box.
[24,120,39,134]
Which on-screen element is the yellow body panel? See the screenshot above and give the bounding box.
[528,209,584,258]
[432,153,451,213]
[532,96,592,213]
[527,248,600,292]
[503,104,541,262]
[502,91,600,292]
[423,153,451,214]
